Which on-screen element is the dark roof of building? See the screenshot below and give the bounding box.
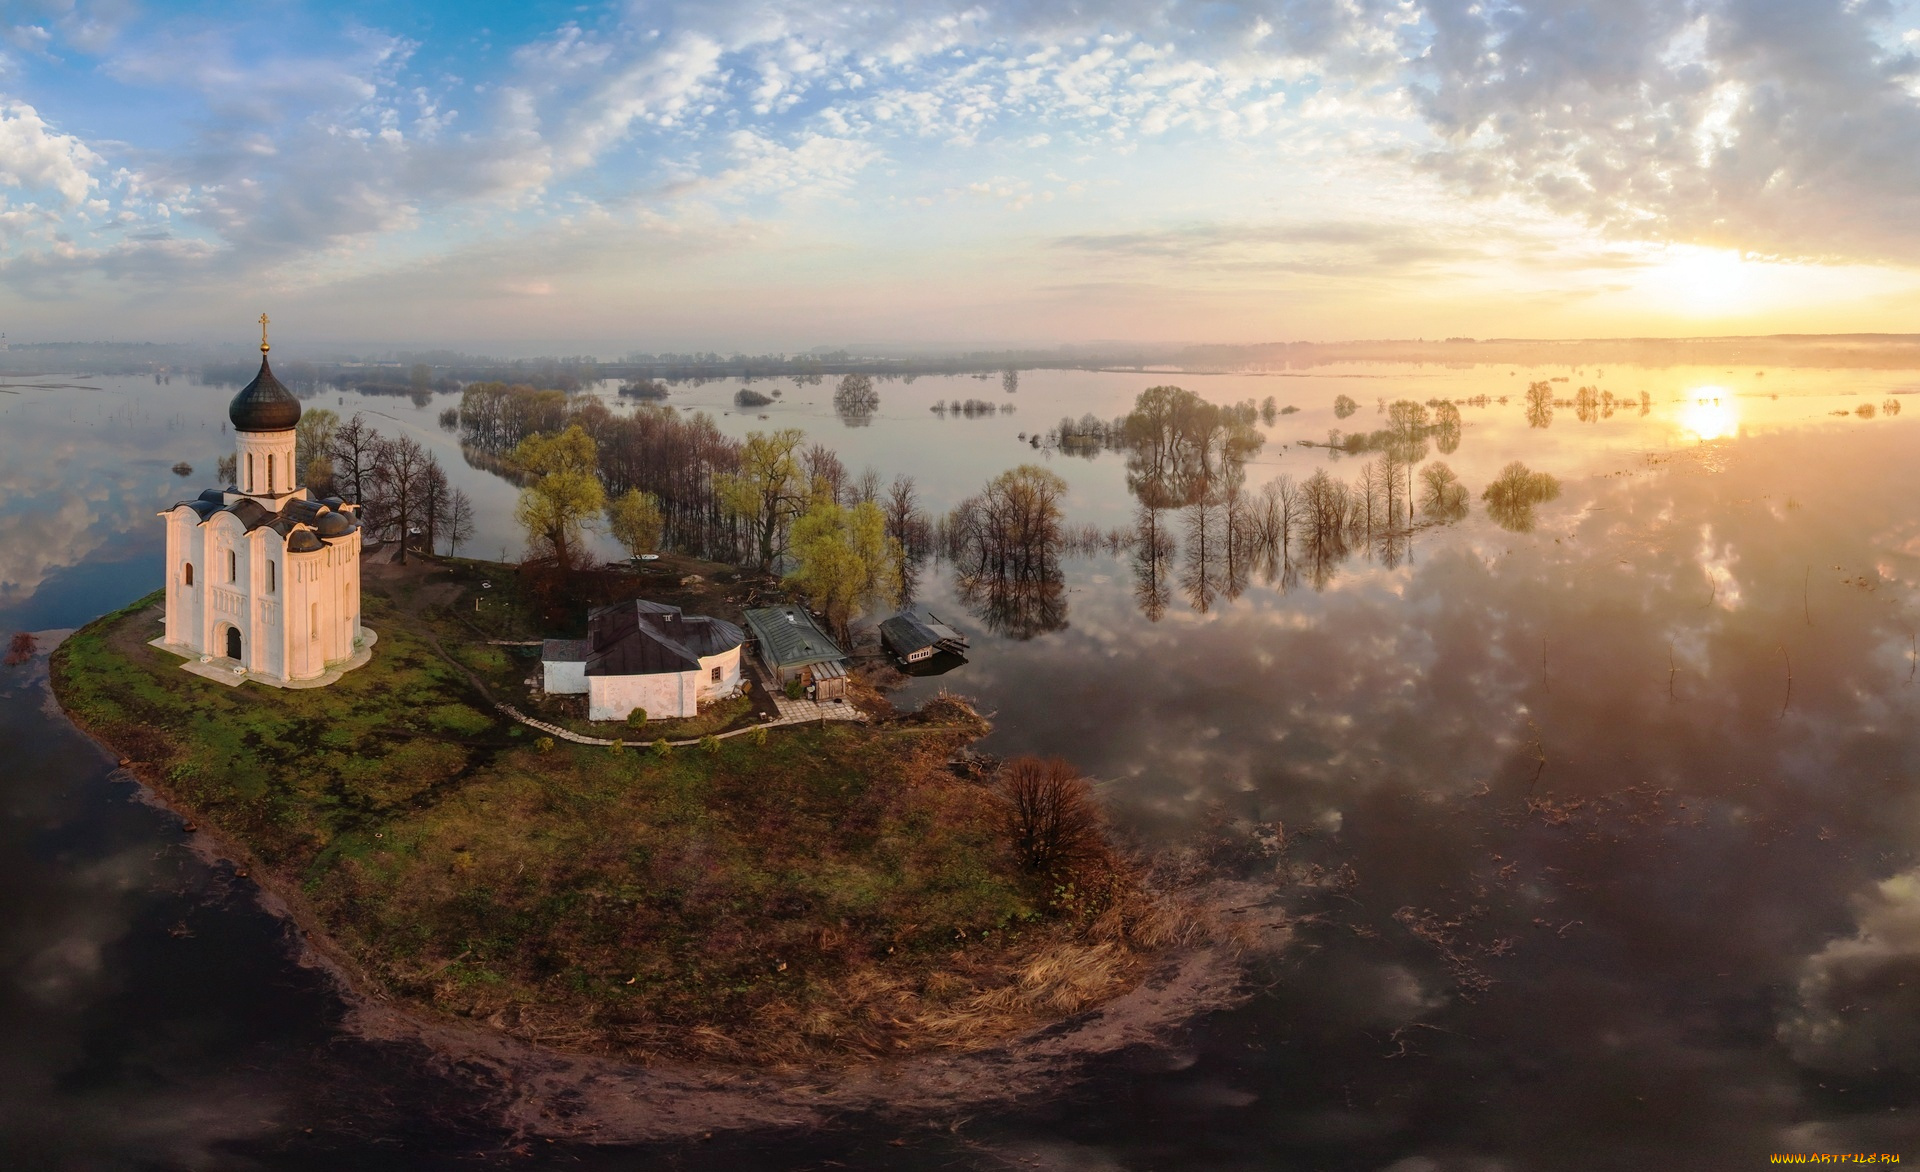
[542,638,589,663]
[228,354,302,432]
[878,609,970,657]
[578,599,745,678]
[164,489,359,550]
[741,606,847,670]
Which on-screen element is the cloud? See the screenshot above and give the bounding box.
[1052,219,1490,276]
[0,100,101,206]
[1779,868,1920,1074]
[1409,0,1920,264]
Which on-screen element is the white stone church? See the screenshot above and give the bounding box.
[157,326,370,687]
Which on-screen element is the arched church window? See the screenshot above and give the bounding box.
[228,549,236,582]
[267,560,275,593]
[268,453,275,493]
[184,563,193,587]
[246,453,254,492]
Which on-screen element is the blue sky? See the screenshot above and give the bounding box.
[3,0,1920,352]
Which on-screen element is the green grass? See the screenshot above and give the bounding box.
[49,587,1139,1064]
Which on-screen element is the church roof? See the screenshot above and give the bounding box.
[229,354,302,432]
[165,491,360,549]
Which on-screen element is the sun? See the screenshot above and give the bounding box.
[1681,386,1739,441]
[1646,247,1761,317]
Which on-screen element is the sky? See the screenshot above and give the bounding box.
[2,0,1919,352]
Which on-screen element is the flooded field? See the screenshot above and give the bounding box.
[5,359,1920,1167]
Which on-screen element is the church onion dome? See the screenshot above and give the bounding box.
[286,529,323,553]
[316,512,354,538]
[228,354,302,432]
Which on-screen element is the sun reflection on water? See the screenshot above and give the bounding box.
[1681,386,1739,441]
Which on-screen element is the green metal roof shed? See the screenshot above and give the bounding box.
[741,606,848,680]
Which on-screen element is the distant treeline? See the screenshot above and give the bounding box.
[1170,334,1920,372]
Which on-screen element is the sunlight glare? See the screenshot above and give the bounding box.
[1681,386,1739,441]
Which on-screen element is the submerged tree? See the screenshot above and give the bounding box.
[1334,394,1360,420]
[1525,380,1555,429]
[946,464,1070,638]
[833,373,879,426]
[1419,461,1470,523]
[1121,385,1262,508]
[1482,461,1560,532]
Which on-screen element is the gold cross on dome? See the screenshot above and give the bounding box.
[259,313,271,353]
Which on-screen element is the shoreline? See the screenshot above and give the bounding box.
[36,613,1291,1142]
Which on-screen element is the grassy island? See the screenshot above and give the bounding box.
[51,566,1178,1064]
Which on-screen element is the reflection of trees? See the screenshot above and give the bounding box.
[1180,500,1222,613]
[1482,461,1561,532]
[834,373,879,427]
[1300,469,1353,592]
[1334,394,1360,419]
[1122,385,1263,509]
[946,464,1070,639]
[1420,462,1470,524]
[1525,380,1554,429]
[1433,401,1462,454]
[956,570,1066,640]
[1131,506,1174,621]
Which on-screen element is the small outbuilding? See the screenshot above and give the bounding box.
[542,600,746,721]
[741,605,850,700]
[878,608,969,664]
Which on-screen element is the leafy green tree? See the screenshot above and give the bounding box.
[786,498,903,639]
[512,425,605,570]
[295,408,339,490]
[606,488,665,557]
[716,428,809,568]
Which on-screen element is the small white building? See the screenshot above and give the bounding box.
[543,600,745,721]
[158,331,367,685]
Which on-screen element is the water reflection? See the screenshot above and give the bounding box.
[11,365,1920,1165]
[1683,386,1739,441]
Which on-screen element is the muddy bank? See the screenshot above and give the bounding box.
[335,878,1287,1143]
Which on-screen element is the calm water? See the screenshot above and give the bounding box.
[5,363,1920,1167]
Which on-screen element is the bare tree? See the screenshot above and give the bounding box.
[328,414,380,506]
[802,443,849,505]
[997,756,1106,874]
[368,434,432,563]
[418,457,451,555]
[443,487,476,556]
[883,473,931,560]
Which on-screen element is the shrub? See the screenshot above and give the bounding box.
[784,677,805,700]
[752,726,769,746]
[610,738,624,755]
[626,707,648,729]
[701,734,721,755]
[535,736,554,753]
[653,738,671,758]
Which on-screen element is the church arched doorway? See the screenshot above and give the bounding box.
[225,625,243,661]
